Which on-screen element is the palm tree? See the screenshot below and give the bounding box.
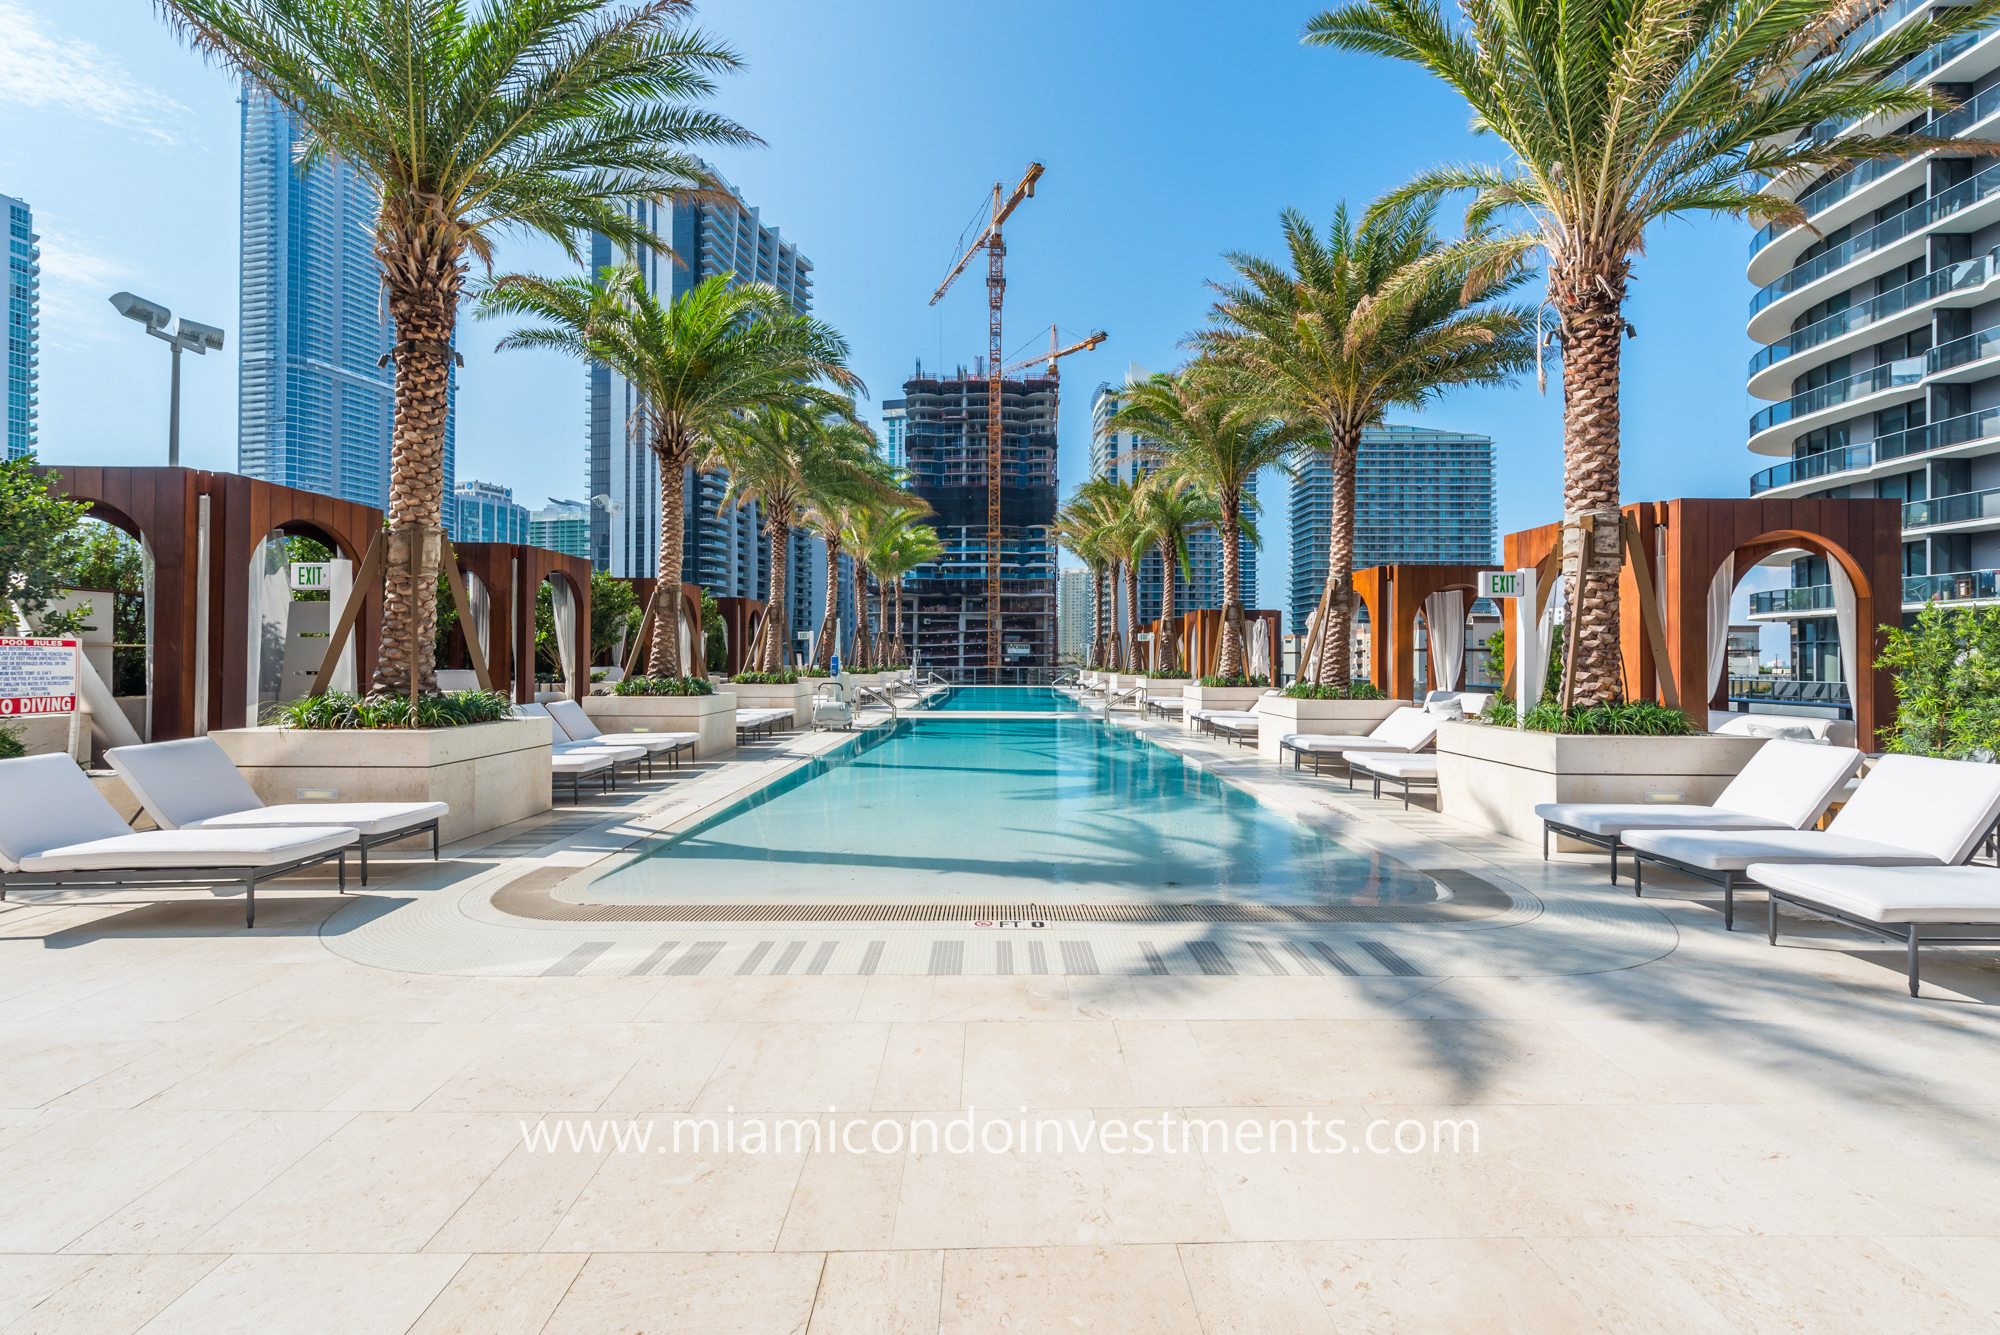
[865,514,943,664]
[481,268,859,676]
[1131,476,1228,676]
[1052,495,1112,667]
[1078,479,1142,671]
[707,404,893,672]
[804,469,904,673]
[158,0,754,694]
[1105,365,1303,679]
[1198,201,1533,686]
[1305,0,2000,703]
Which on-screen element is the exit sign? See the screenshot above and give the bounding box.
[289,562,330,592]
[1477,570,1525,599]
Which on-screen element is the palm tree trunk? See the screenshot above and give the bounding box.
[1217,493,1246,680]
[1556,268,1627,707]
[1123,560,1141,672]
[759,514,791,672]
[1313,426,1360,688]
[812,536,841,671]
[891,578,905,661]
[852,563,869,669]
[646,442,687,678]
[1157,539,1178,675]
[1092,564,1108,667]
[371,231,463,697]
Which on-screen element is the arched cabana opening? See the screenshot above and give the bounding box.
[1702,529,1878,729]
[244,519,365,723]
[46,509,154,754]
[1350,565,1499,699]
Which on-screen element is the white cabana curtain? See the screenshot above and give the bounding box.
[325,558,356,695]
[1829,560,1860,701]
[549,577,578,697]
[246,534,291,724]
[1249,619,1271,679]
[1423,590,1467,691]
[1707,554,1735,699]
[465,571,491,686]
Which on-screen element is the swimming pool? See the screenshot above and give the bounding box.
[927,685,1079,712]
[587,715,1442,906]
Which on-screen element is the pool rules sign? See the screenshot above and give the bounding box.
[0,637,81,717]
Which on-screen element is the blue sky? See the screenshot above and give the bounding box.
[0,0,1780,616]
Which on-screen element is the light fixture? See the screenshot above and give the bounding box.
[110,291,225,467]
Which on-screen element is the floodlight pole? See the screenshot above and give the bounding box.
[167,339,184,467]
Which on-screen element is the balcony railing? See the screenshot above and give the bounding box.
[1905,486,2000,528]
[1750,159,2000,317]
[1799,29,1983,151]
[1749,585,1835,614]
[1749,248,2000,377]
[1727,676,1852,708]
[1752,402,2000,492]
[1749,321,2000,436]
[1749,356,1924,434]
[1752,40,2000,257]
[1906,568,2000,603]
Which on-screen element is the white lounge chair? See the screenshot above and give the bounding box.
[1279,707,1440,776]
[107,737,447,885]
[0,754,357,927]
[544,699,695,774]
[736,707,795,740]
[549,748,617,803]
[1624,754,2000,929]
[514,705,648,789]
[1346,751,1439,808]
[1197,710,1263,745]
[1751,863,2000,997]
[1536,739,1862,883]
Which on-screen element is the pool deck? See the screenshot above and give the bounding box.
[2,711,1999,1331]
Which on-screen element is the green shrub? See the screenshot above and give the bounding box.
[1197,674,1270,688]
[1143,669,1188,679]
[1479,697,1694,736]
[730,670,799,685]
[0,724,23,760]
[270,689,513,730]
[1281,680,1385,700]
[1877,603,2000,758]
[613,674,715,697]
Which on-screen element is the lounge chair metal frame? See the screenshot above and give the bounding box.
[0,846,349,928]
[1628,850,1755,930]
[735,711,794,742]
[1346,755,1438,809]
[1541,818,1635,885]
[1765,891,2000,997]
[351,820,440,885]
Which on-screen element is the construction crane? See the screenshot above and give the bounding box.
[1002,325,1108,397]
[929,162,1044,674]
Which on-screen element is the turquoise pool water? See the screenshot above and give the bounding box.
[589,715,1440,906]
[928,685,1078,712]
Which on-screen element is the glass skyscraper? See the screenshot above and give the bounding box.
[529,499,592,561]
[1287,425,1497,633]
[3,193,37,460]
[452,479,529,545]
[237,89,453,524]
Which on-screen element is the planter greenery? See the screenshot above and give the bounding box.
[613,675,715,697]
[1480,698,1695,736]
[731,670,799,685]
[1877,604,2000,760]
[1281,680,1384,700]
[1198,674,1270,688]
[270,690,512,731]
[0,724,23,761]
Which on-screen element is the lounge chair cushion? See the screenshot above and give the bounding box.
[550,751,613,775]
[738,708,793,726]
[189,802,445,838]
[105,737,266,827]
[1747,863,2000,925]
[18,825,356,873]
[1823,754,2000,864]
[0,754,158,870]
[582,731,697,752]
[1622,827,1938,872]
[1535,803,1786,838]
[554,742,646,764]
[1284,733,1423,754]
[1710,739,1863,826]
[1349,752,1438,779]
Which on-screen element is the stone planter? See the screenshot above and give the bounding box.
[1434,720,1767,847]
[208,717,555,845]
[725,680,814,725]
[1135,677,1192,697]
[1181,685,1275,721]
[1254,696,1408,763]
[584,691,737,759]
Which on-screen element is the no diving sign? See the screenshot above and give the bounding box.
[0,637,81,716]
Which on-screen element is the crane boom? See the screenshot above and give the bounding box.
[925,162,1044,675]
[1001,329,1108,376]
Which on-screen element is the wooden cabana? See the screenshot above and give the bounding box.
[454,542,592,702]
[1350,564,1498,700]
[621,578,708,679]
[1178,608,1284,679]
[1499,497,1903,744]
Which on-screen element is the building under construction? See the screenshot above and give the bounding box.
[901,362,1058,680]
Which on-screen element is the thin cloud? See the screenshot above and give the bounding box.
[0,2,188,146]
[35,225,131,352]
